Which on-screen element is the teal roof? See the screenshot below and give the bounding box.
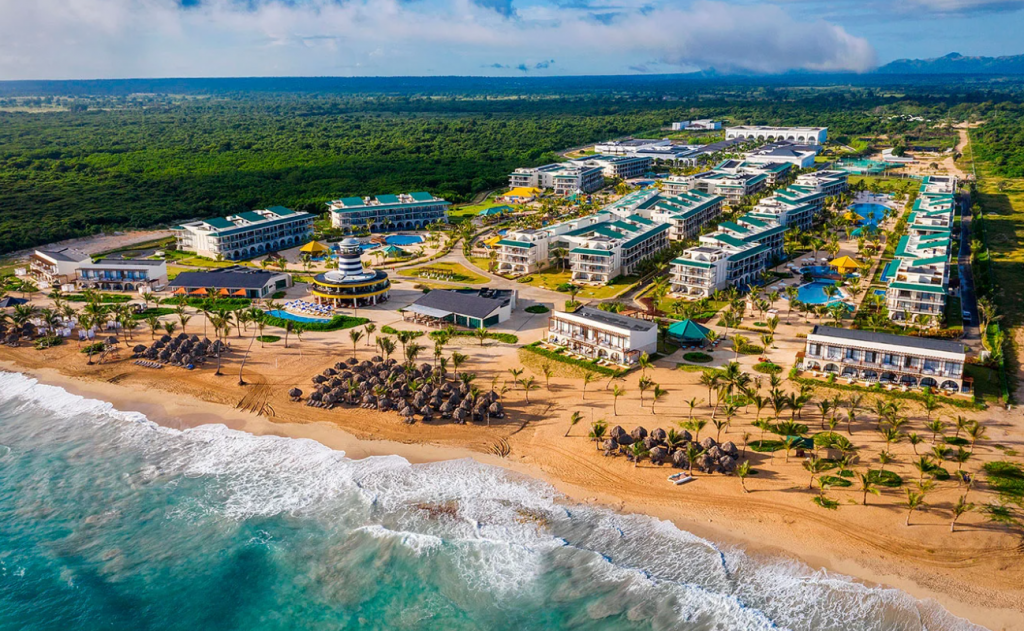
[719,221,748,234]
[889,281,946,294]
[621,223,670,250]
[409,192,434,202]
[672,258,714,269]
[624,214,655,226]
[340,197,364,207]
[376,194,400,204]
[496,239,534,249]
[266,205,295,217]
[570,248,613,257]
[237,211,266,224]
[737,214,768,228]
[203,217,236,230]
[728,243,768,262]
[667,319,711,341]
[909,255,948,266]
[710,233,748,248]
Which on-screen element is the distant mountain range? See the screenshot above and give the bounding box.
[878,52,1024,75]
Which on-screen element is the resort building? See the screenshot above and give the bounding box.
[29,248,91,287]
[663,169,767,204]
[168,266,292,299]
[793,170,850,197]
[593,139,671,155]
[309,239,391,308]
[582,155,652,180]
[726,126,828,145]
[919,175,958,195]
[405,288,516,329]
[802,325,966,393]
[563,214,670,285]
[508,162,605,196]
[545,306,658,366]
[885,258,949,324]
[668,231,769,298]
[633,145,703,165]
[496,213,610,276]
[908,193,956,237]
[605,189,724,242]
[327,192,450,232]
[173,206,315,261]
[748,185,826,231]
[743,142,821,169]
[76,259,168,293]
[671,120,722,131]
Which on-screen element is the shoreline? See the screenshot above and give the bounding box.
[2,359,1020,630]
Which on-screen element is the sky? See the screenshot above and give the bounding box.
[0,0,1023,80]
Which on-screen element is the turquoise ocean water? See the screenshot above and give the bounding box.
[0,371,985,631]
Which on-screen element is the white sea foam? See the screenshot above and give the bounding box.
[0,371,990,631]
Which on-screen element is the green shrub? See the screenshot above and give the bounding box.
[162,297,252,310]
[682,351,713,363]
[271,291,287,299]
[984,461,1024,505]
[739,344,764,355]
[62,293,132,303]
[260,313,367,332]
[33,336,63,350]
[516,276,534,283]
[525,305,550,314]
[555,283,574,292]
[749,440,784,452]
[753,361,782,374]
[381,325,517,344]
[132,307,175,319]
[867,469,903,487]
[520,342,623,377]
[80,342,106,354]
[256,335,281,343]
[819,475,852,488]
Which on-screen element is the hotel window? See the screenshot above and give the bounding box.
[905,357,918,369]
[825,346,841,360]
[946,362,962,376]
[864,351,876,363]
[845,349,860,361]
[923,359,940,373]
[883,353,896,366]
[808,343,821,356]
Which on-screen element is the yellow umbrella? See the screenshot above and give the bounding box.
[299,240,329,255]
[843,211,865,222]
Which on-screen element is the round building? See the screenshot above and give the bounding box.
[310,238,391,307]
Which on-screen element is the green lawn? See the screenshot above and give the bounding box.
[406,262,488,284]
[447,199,510,219]
[519,268,638,299]
[966,363,1002,406]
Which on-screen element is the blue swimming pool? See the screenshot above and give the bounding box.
[873,289,887,297]
[800,265,835,277]
[795,280,849,306]
[265,309,332,323]
[880,260,900,283]
[385,235,424,246]
[849,203,888,233]
[359,243,380,251]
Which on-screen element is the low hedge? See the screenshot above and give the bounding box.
[738,344,764,355]
[525,305,550,314]
[256,335,281,343]
[162,297,252,310]
[34,336,63,350]
[867,469,903,487]
[133,307,175,319]
[61,293,132,303]
[80,342,106,354]
[753,361,782,374]
[682,352,713,363]
[521,342,624,377]
[260,313,367,332]
[749,440,784,452]
[819,475,852,488]
[790,375,983,410]
[381,325,517,344]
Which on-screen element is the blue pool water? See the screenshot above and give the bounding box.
[359,242,380,251]
[849,203,888,236]
[384,235,424,246]
[265,309,332,323]
[800,265,835,277]
[795,280,849,306]
[880,260,900,283]
[0,371,982,631]
[873,289,888,297]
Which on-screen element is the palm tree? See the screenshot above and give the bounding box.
[451,352,468,379]
[637,376,652,407]
[907,433,924,455]
[950,496,974,533]
[637,352,651,378]
[473,327,489,346]
[803,456,828,489]
[363,322,376,346]
[650,385,666,414]
[859,471,880,506]
[565,411,582,437]
[582,372,597,400]
[926,418,946,444]
[588,421,608,450]
[541,363,554,390]
[518,376,538,403]
[162,321,177,337]
[736,460,751,493]
[146,314,160,339]
[966,422,988,454]
[904,489,926,526]
[782,436,800,463]
[953,415,972,440]
[685,443,702,477]
[347,329,363,358]
[629,442,649,468]
[685,397,702,420]
[684,418,707,443]
[699,370,720,408]
[611,385,625,416]
[377,336,396,362]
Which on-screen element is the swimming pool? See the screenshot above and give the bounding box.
[850,203,888,228]
[880,260,900,283]
[795,280,849,306]
[800,265,835,277]
[385,235,424,246]
[872,289,887,297]
[265,309,332,323]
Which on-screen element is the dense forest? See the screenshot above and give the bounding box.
[0,79,1022,255]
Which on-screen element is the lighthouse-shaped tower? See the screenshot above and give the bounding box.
[309,238,391,308]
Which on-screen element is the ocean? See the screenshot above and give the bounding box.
[0,371,985,631]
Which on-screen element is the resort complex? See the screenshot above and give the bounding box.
[327,192,451,232]
[725,125,828,144]
[544,305,658,365]
[309,238,391,308]
[509,162,606,195]
[173,206,315,260]
[168,266,292,299]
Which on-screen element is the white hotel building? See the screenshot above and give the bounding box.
[726,126,828,145]
[327,192,450,232]
[747,185,826,231]
[173,206,315,260]
[509,162,605,195]
[604,188,725,242]
[802,325,967,394]
[546,306,658,366]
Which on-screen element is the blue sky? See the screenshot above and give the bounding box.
[0,0,1022,80]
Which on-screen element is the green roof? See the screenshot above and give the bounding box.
[672,258,714,269]
[909,255,948,266]
[710,233,748,248]
[496,239,534,249]
[203,217,236,230]
[718,221,748,234]
[624,214,655,226]
[409,192,434,202]
[570,248,613,257]
[376,194,400,204]
[889,281,947,294]
[667,319,711,341]
[266,205,295,217]
[237,211,266,224]
[737,215,768,229]
[621,223,670,250]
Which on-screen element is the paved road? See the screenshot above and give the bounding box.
[957,191,980,344]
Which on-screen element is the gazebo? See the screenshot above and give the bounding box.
[829,256,862,275]
[299,241,330,257]
[667,319,712,347]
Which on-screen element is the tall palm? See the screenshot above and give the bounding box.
[611,385,625,416]
[588,421,608,450]
[349,329,363,358]
[565,411,583,437]
[904,489,926,526]
[650,385,667,414]
[582,372,598,400]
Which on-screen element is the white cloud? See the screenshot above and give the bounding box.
[900,0,1024,11]
[0,0,877,79]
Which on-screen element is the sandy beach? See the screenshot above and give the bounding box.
[1,323,1022,631]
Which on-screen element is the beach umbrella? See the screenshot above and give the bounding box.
[630,427,648,442]
[672,451,689,469]
[133,344,147,355]
[488,402,504,418]
[700,437,717,450]
[650,428,668,444]
[650,446,668,465]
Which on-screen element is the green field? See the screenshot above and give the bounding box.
[518,268,638,300]
[405,262,488,284]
